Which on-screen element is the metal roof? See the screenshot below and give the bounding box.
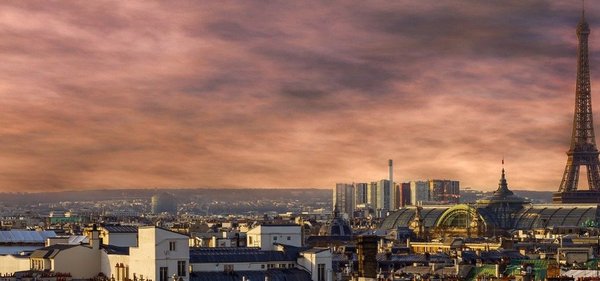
[0,230,57,244]
[102,225,138,233]
[102,244,130,255]
[68,235,89,244]
[0,245,42,255]
[189,248,298,263]
[380,206,451,230]
[190,269,311,281]
[30,244,78,259]
[513,205,599,229]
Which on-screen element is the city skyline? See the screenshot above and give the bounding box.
[0,1,598,192]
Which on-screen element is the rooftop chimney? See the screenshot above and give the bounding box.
[90,224,99,250]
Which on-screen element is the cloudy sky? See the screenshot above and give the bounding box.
[0,1,598,192]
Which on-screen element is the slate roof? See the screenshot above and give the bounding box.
[300,247,329,254]
[103,225,138,233]
[189,248,298,263]
[30,244,79,259]
[397,265,459,277]
[102,244,130,255]
[305,236,353,244]
[189,269,311,281]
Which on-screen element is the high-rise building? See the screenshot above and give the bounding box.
[410,181,429,205]
[354,183,368,206]
[388,159,396,210]
[394,183,401,209]
[334,183,355,218]
[367,181,378,208]
[376,179,392,211]
[399,182,411,207]
[429,180,460,204]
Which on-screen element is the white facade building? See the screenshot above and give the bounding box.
[108,226,190,281]
[298,248,333,281]
[189,246,331,281]
[1,226,190,281]
[0,255,29,276]
[246,224,302,251]
[0,224,330,281]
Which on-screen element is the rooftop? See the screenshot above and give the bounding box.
[189,247,298,263]
[102,225,138,233]
[190,269,311,281]
[30,244,79,259]
[0,230,57,244]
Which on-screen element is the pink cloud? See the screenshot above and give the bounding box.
[0,0,597,192]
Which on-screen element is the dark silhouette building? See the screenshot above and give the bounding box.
[151,192,177,215]
[356,236,378,279]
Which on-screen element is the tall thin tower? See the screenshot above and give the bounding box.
[554,6,600,203]
[389,159,395,210]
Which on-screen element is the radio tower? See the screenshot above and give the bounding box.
[554,4,600,203]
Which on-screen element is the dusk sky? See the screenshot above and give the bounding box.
[0,1,598,192]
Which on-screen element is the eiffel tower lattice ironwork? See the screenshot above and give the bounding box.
[558,8,600,193]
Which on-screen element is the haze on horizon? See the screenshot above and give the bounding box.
[0,1,597,192]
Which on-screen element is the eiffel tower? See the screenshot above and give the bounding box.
[553,7,600,203]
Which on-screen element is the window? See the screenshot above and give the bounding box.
[249,236,253,245]
[34,260,44,270]
[169,241,176,251]
[267,264,275,269]
[261,264,265,269]
[279,264,286,268]
[273,236,277,241]
[318,264,325,281]
[177,261,186,277]
[159,267,168,281]
[287,236,291,241]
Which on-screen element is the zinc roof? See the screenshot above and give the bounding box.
[0,230,56,244]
